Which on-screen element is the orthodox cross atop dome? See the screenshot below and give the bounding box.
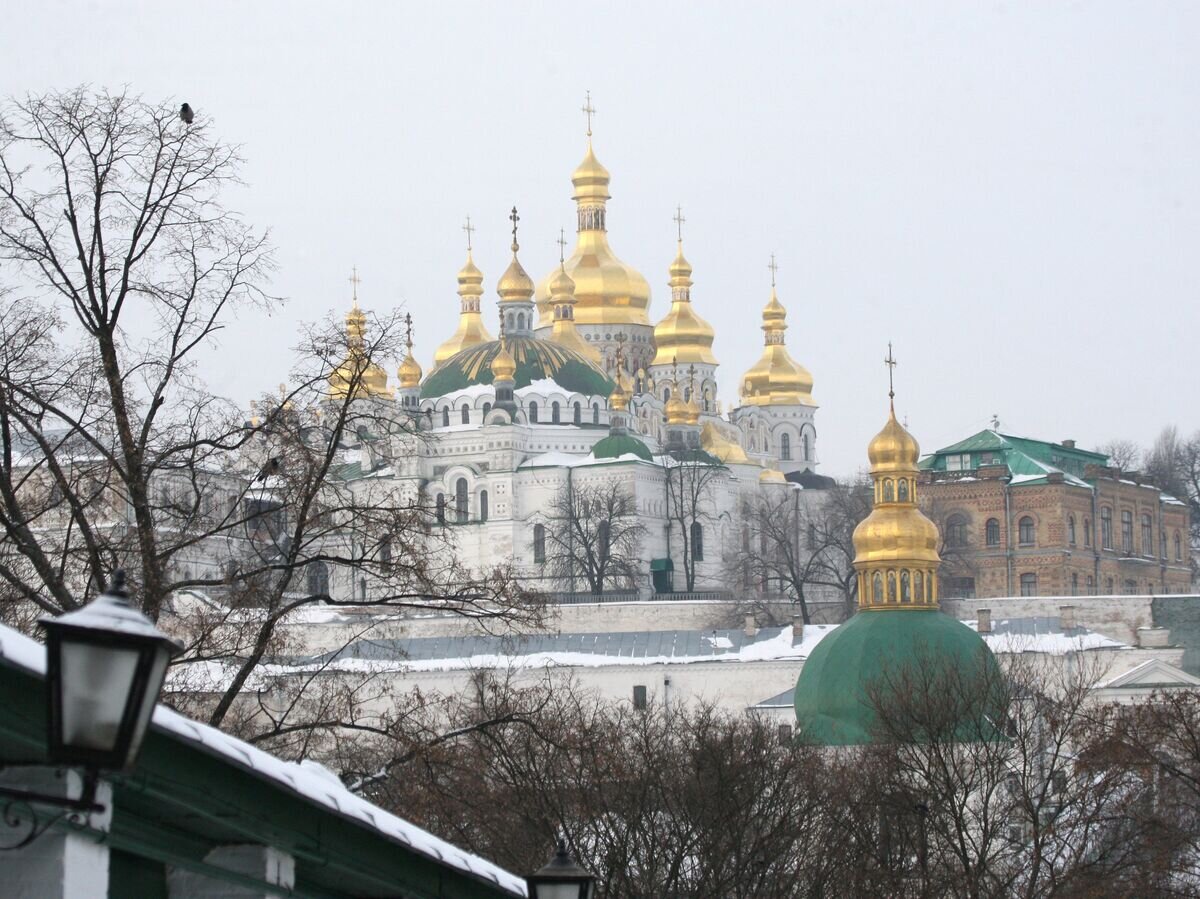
[768,254,778,289]
[557,228,568,266]
[674,206,685,242]
[509,206,520,253]
[884,342,897,406]
[581,90,596,138]
[462,216,474,253]
[349,266,362,304]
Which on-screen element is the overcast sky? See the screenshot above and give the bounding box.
[3,2,1197,476]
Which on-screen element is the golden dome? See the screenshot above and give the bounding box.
[434,250,494,366]
[609,368,631,412]
[740,286,814,406]
[329,300,393,400]
[498,251,535,303]
[547,262,602,363]
[536,139,651,328]
[665,392,688,426]
[490,341,517,381]
[681,394,701,426]
[700,421,750,464]
[759,467,787,485]
[398,331,423,389]
[852,395,941,610]
[651,242,718,367]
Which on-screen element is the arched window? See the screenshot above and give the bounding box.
[1086,575,1094,595]
[1176,531,1183,561]
[897,479,910,502]
[1019,572,1037,596]
[691,522,704,561]
[435,494,445,524]
[802,433,810,462]
[1105,576,1114,595]
[873,572,883,602]
[663,387,671,403]
[592,403,600,424]
[461,404,470,424]
[883,479,895,502]
[533,524,546,563]
[517,312,526,330]
[479,490,489,522]
[306,562,329,596]
[887,571,897,602]
[1071,573,1079,595]
[529,401,538,423]
[483,402,492,419]
[1121,510,1133,553]
[379,538,392,565]
[926,574,934,601]
[1084,518,1092,547]
[914,571,924,601]
[455,478,468,523]
[946,514,969,548]
[985,518,1000,546]
[552,401,561,424]
[1067,515,1076,546]
[441,407,450,428]
[1100,507,1113,549]
[900,570,911,603]
[599,521,611,562]
[1018,516,1035,546]
[1141,514,1153,557]
[780,433,792,461]
[573,402,582,425]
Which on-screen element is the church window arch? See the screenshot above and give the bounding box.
[1019,516,1035,546]
[802,432,810,461]
[663,387,671,403]
[900,570,911,603]
[1176,531,1183,561]
[592,403,600,424]
[483,401,492,419]
[441,407,450,428]
[898,478,910,502]
[461,404,470,425]
[306,562,329,596]
[533,524,546,563]
[883,479,895,502]
[873,572,883,602]
[946,514,969,548]
[435,494,445,524]
[1068,515,1076,546]
[552,401,561,424]
[529,401,538,423]
[780,433,792,461]
[479,490,489,522]
[1084,517,1092,547]
[914,570,924,602]
[691,522,704,561]
[454,478,468,523]
[927,573,934,601]
[573,402,582,425]
[986,518,1000,546]
[887,571,897,602]
[517,312,526,330]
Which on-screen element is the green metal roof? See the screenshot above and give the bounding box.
[420,337,613,399]
[793,609,1003,746]
[919,429,1105,485]
[591,433,653,461]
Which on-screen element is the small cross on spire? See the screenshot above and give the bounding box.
[404,312,414,350]
[768,254,779,289]
[614,331,626,372]
[673,206,686,243]
[509,206,520,252]
[581,91,596,138]
[349,266,362,303]
[884,342,898,407]
[462,216,474,253]
[557,228,568,266]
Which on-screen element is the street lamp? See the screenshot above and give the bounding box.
[526,839,596,899]
[39,571,183,783]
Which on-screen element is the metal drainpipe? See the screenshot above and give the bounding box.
[1004,477,1013,596]
[1091,483,1101,594]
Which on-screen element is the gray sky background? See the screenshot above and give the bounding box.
[3,2,1198,477]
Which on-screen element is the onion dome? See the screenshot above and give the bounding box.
[700,421,750,464]
[792,378,1002,746]
[740,280,814,407]
[420,336,613,399]
[490,341,517,382]
[759,467,787,484]
[608,366,631,413]
[665,392,688,426]
[329,298,393,400]
[498,250,535,303]
[536,137,651,329]
[398,336,423,389]
[592,432,653,461]
[547,255,602,364]
[434,248,493,366]
[651,241,718,366]
[681,393,701,427]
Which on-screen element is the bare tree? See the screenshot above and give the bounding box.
[0,89,542,740]
[663,453,725,592]
[1097,439,1142,472]
[542,478,646,596]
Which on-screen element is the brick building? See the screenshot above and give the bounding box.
[917,430,1192,598]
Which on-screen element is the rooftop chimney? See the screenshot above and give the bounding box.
[744,615,758,638]
[1059,605,1077,631]
[1062,439,1076,449]
[791,614,805,647]
[976,608,992,634]
[1136,627,1171,648]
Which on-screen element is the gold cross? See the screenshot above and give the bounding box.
[673,206,685,242]
[768,254,778,288]
[884,342,897,401]
[557,228,568,265]
[349,266,361,303]
[614,331,626,372]
[462,216,474,252]
[582,91,596,137]
[509,206,520,252]
[404,312,414,349]
[687,364,697,394]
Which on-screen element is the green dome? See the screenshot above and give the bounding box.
[592,433,653,461]
[420,337,613,399]
[793,610,1002,746]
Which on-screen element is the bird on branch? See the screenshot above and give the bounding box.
[180,103,194,125]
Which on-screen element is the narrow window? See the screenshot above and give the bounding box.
[1071,572,1079,595]
[897,479,909,502]
[483,401,492,419]
[552,401,561,424]
[1177,531,1183,561]
[479,489,489,522]
[1100,507,1112,549]
[306,562,329,596]
[883,479,895,502]
[802,433,810,461]
[442,407,450,428]
[1067,515,1076,546]
[379,538,392,565]
[599,521,611,562]
[1141,514,1153,557]
[573,402,582,425]
[691,522,704,561]
[1086,575,1094,595]
[1019,572,1037,596]
[887,571,897,602]
[632,685,647,710]
[1121,510,1133,553]
[807,523,816,550]
[533,523,546,563]
[946,515,969,548]
[461,404,470,424]
[529,401,538,423]
[985,518,1000,546]
[780,433,791,461]
[1084,518,1092,547]
[900,570,911,603]
[914,571,924,601]
[455,478,468,523]
[873,572,883,602]
[435,494,445,524]
[360,578,368,601]
[1018,516,1035,546]
[1105,576,1114,595]
[592,403,600,424]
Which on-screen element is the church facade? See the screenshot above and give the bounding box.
[323,130,824,599]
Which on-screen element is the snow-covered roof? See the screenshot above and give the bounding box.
[0,623,526,896]
[519,450,653,470]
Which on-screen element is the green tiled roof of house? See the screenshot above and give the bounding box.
[918,429,1106,486]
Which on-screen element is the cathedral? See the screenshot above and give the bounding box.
[322,116,822,597]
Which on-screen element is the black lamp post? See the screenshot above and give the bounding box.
[526,839,596,899]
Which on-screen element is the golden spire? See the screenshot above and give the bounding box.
[547,228,602,363]
[434,217,494,365]
[651,208,718,367]
[491,315,517,382]
[398,312,423,389]
[329,270,393,400]
[498,206,535,303]
[739,259,814,406]
[852,348,939,610]
[609,332,631,412]
[582,90,596,138]
[682,364,702,426]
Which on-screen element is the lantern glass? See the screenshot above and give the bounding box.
[526,840,596,899]
[531,886,589,899]
[58,640,141,752]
